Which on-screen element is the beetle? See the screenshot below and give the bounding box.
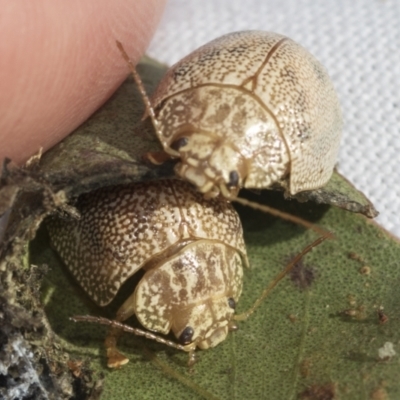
[48,179,328,368]
[47,179,249,368]
[117,30,342,200]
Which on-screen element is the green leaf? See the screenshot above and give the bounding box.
[31,190,400,400]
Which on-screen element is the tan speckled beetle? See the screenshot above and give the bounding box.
[118,31,342,199]
[47,179,248,368]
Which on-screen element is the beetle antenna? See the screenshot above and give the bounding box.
[70,315,195,352]
[234,233,330,321]
[233,196,334,239]
[115,40,164,143]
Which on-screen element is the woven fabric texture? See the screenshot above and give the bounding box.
[148,0,400,238]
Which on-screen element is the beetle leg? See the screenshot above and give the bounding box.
[187,347,197,373]
[104,332,129,368]
[104,290,139,368]
[228,321,239,331]
[219,182,239,199]
[232,196,334,238]
[144,150,176,165]
[104,326,130,368]
[234,234,330,321]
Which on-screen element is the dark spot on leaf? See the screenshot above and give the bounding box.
[378,309,389,324]
[345,351,371,362]
[337,305,367,322]
[299,383,336,400]
[370,385,388,400]
[288,257,315,289]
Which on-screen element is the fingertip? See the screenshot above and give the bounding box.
[0,0,166,165]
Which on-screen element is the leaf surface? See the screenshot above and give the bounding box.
[32,191,400,400]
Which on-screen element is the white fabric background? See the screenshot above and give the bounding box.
[147,0,400,238]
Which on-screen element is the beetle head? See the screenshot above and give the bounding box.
[173,295,238,349]
[169,133,248,198]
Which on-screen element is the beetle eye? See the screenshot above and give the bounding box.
[227,170,239,188]
[228,297,236,309]
[171,137,189,151]
[179,326,194,344]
